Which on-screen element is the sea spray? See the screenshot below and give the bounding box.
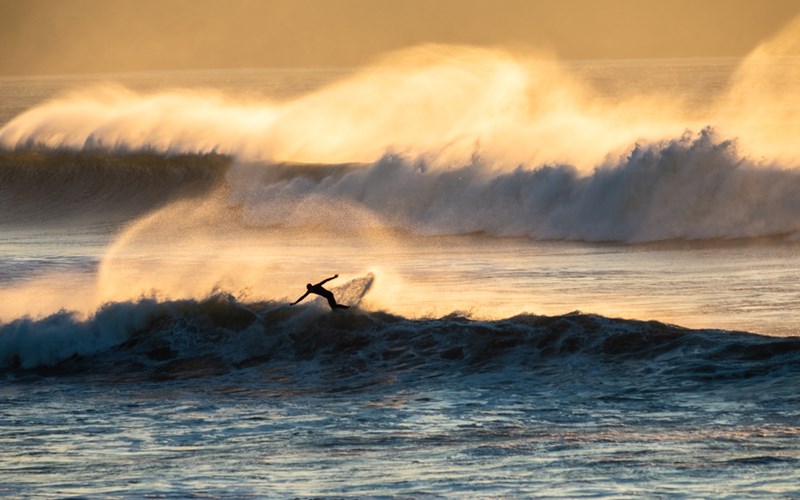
[0,46,694,169]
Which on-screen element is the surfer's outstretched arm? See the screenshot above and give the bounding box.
[290,291,310,305]
[315,274,339,287]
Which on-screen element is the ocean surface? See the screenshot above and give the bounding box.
[2,48,800,497]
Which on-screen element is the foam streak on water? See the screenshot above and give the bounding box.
[2,354,799,497]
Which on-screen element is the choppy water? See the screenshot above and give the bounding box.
[3,293,800,497]
[2,52,800,497]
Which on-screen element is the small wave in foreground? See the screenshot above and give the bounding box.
[2,292,798,387]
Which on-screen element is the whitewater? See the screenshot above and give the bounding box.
[2,32,800,497]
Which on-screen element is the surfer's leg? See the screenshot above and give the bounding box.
[326,296,348,310]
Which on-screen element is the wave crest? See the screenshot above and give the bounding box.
[232,129,800,241]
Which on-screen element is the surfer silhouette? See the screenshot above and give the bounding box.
[291,274,349,310]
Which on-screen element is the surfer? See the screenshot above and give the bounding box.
[290,274,350,310]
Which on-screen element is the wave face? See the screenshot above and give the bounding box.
[0,151,227,227]
[3,294,799,386]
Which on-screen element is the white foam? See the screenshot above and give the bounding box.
[231,129,800,242]
[0,300,156,369]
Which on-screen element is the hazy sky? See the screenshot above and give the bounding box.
[2,0,799,75]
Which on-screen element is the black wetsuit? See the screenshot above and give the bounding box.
[308,284,349,310]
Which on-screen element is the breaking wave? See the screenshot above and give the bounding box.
[2,292,799,386]
[230,129,800,242]
[3,128,800,242]
[2,43,800,241]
